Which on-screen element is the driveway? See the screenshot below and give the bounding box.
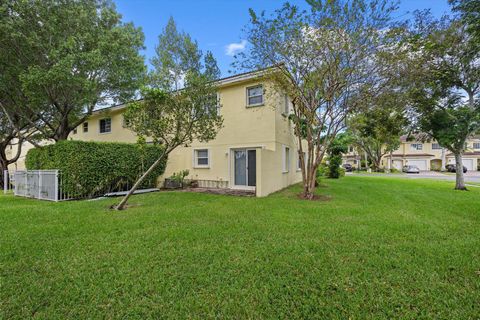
[348,171,480,184]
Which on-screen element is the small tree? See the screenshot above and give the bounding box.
[236,0,398,199]
[115,19,223,210]
[326,133,350,179]
[0,0,146,142]
[348,94,407,171]
[405,11,480,190]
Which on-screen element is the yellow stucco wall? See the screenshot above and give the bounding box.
[7,74,307,196]
[68,77,303,196]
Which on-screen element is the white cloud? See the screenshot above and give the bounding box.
[225,40,247,56]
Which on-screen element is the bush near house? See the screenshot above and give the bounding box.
[26,140,166,198]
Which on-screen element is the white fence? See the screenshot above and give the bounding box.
[12,170,63,201]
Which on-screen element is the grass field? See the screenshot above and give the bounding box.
[1,177,479,319]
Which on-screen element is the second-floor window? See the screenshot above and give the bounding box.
[474,143,480,150]
[203,93,220,116]
[73,128,77,134]
[83,122,88,133]
[410,143,423,151]
[432,143,441,150]
[99,118,111,134]
[247,85,263,107]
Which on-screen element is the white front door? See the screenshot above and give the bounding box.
[406,159,427,171]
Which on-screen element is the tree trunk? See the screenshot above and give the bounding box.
[0,159,7,189]
[115,151,168,210]
[302,162,319,200]
[454,152,467,191]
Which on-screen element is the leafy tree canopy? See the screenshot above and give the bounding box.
[0,0,146,141]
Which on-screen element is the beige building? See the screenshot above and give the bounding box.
[10,70,305,197]
[343,134,480,171]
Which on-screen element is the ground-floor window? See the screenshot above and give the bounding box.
[283,146,290,173]
[194,149,209,167]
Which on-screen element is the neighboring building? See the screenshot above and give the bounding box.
[343,134,480,171]
[35,69,304,197]
[6,137,52,171]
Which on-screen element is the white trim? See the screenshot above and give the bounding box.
[246,85,264,107]
[193,148,211,169]
[230,148,257,189]
[410,143,423,151]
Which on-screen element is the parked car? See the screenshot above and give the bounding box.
[342,163,353,172]
[402,165,420,174]
[445,164,467,173]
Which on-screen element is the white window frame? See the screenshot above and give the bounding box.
[410,143,423,151]
[83,122,88,133]
[473,142,480,150]
[193,148,210,168]
[283,146,290,173]
[246,85,264,107]
[204,92,220,116]
[99,118,112,134]
[432,143,442,150]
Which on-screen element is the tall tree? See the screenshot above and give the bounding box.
[404,12,480,190]
[115,19,223,210]
[235,0,398,199]
[0,0,146,142]
[151,17,221,89]
[449,0,480,40]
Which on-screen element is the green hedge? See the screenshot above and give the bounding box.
[26,140,166,198]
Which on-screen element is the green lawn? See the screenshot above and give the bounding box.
[1,177,479,319]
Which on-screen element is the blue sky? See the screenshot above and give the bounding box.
[115,0,452,77]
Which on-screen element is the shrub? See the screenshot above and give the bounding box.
[317,158,345,181]
[327,155,343,179]
[26,140,166,198]
[165,170,189,189]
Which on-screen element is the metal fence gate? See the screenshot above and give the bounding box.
[13,170,60,201]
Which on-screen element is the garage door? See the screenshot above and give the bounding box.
[406,159,427,170]
[462,159,474,171]
[393,160,403,170]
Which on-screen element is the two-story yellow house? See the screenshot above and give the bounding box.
[343,134,480,171]
[64,70,304,197]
